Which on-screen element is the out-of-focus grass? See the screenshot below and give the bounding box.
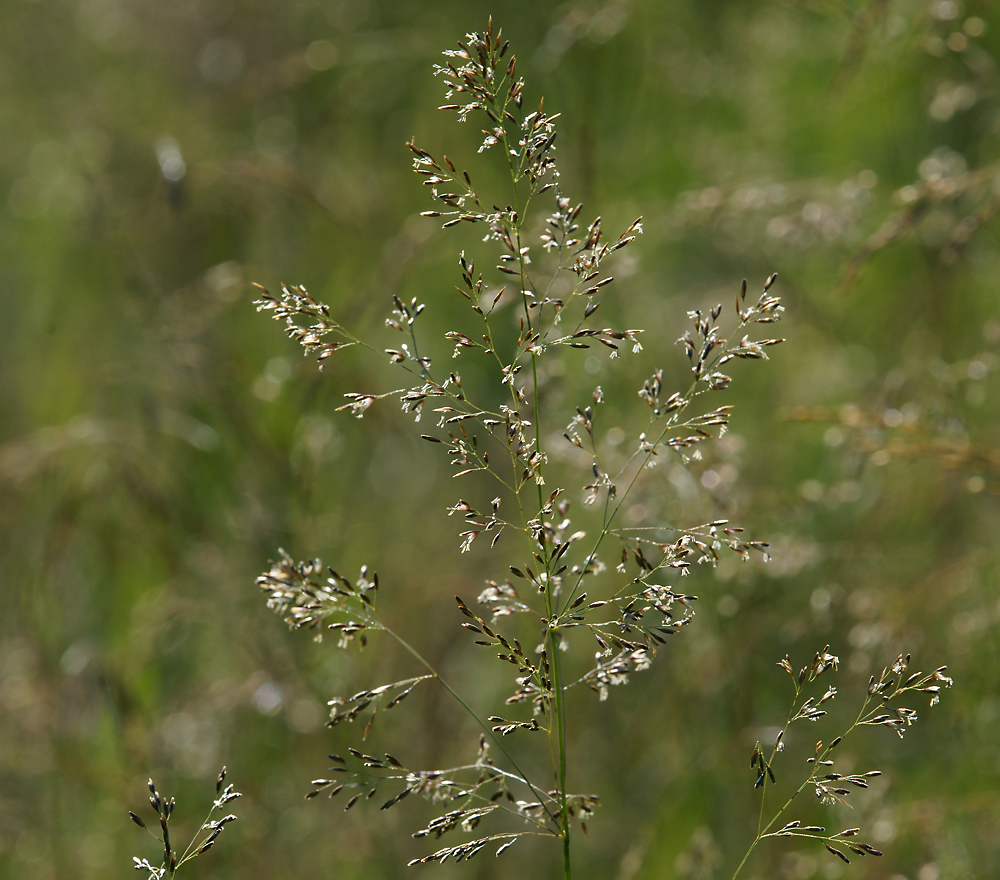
[1,2,998,878]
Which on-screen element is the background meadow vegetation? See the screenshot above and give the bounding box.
[1,1,998,878]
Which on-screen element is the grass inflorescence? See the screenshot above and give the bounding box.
[245,18,952,879]
[129,768,241,878]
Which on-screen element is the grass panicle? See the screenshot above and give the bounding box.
[246,19,952,880]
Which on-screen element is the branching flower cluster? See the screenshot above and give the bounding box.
[252,282,360,368]
[247,18,951,879]
[256,549,382,646]
[129,769,241,879]
[733,649,952,877]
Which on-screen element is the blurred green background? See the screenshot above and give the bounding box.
[1,1,998,878]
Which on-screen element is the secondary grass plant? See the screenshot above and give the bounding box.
[129,769,241,878]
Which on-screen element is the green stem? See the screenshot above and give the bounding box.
[549,632,572,880]
[731,842,756,880]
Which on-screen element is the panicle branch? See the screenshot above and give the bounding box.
[733,647,952,877]
[130,770,241,878]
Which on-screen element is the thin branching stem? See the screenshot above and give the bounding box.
[381,623,556,825]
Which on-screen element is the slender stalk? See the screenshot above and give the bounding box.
[549,632,572,879]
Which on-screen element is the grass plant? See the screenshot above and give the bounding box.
[162,19,952,879]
